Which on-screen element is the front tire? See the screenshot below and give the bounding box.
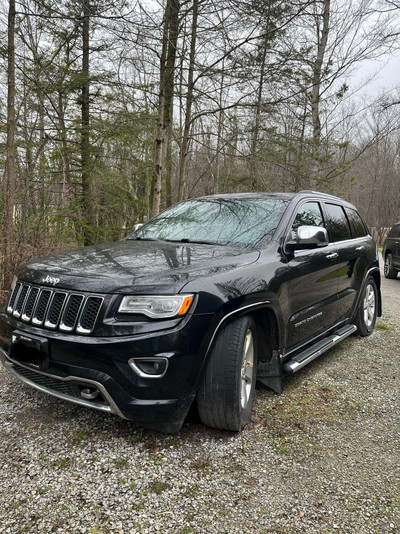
[354,277,378,337]
[197,315,258,431]
[384,254,398,279]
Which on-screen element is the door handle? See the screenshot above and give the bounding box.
[326,253,339,260]
[355,246,365,251]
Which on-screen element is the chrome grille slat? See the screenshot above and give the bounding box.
[60,294,85,332]
[22,287,40,322]
[7,282,21,313]
[77,297,104,334]
[45,292,68,328]
[13,285,30,318]
[7,282,102,335]
[32,290,53,325]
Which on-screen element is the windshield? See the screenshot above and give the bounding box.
[129,197,289,247]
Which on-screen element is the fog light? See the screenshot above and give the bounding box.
[129,357,168,378]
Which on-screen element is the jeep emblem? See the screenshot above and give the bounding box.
[42,275,60,286]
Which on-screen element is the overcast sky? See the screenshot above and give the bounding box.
[354,50,400,98]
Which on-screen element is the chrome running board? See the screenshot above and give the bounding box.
[282,324,357,375]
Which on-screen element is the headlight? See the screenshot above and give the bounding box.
[118,294,194,319]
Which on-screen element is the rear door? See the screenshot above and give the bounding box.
[322,203,373,320]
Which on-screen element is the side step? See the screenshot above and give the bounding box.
[282,324,357,375]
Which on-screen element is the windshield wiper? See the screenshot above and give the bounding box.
[130,236,226,245]
[177,238,226,245]
[130,236,161,241]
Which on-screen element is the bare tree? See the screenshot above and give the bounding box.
[310,0,330,145]
[4,0,16,287]
[177,0,199,201]
[81,0,94,245]
[151,0,181,217]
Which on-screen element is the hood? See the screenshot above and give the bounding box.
[17,239,260,294]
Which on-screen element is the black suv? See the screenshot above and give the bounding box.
[382,222,400,279]
[0,192,381,432]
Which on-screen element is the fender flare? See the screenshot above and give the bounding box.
[203,300,275,359]
[354,267,382,318]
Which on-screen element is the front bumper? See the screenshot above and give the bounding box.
[0,312,214,433]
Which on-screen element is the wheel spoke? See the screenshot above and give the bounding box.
[243,362,253,382]
[241,330,254,409]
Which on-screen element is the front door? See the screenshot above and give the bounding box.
[282,201,343,349]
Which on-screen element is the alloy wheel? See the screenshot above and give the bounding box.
[363,283,376,328]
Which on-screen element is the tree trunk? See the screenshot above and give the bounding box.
[308,0,330,188]
[178,0,198,201]
[213,53,226,195]
[311,0,330,143]
[151,18,168,218]
[164,0,180,207]
[4,0,16,287]
[151,0,180,217]
[81,0,94,244]
[249,37,268,191]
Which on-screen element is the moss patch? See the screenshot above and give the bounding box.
[254,383,358,454]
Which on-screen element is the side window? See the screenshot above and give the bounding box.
[345,208,368,238]
[290,202,324,240]
[324,203,351,242]
[388,223,400,238]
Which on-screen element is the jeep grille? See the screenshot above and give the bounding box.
[7,282,103,335]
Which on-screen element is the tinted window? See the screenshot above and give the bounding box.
[130,197,290,247]
[290,202,324,240]
[324,203,351,242]
[345,208,368,238]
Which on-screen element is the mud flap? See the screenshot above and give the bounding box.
[256,350,283,394]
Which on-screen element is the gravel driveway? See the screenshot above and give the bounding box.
[0,271,399,534]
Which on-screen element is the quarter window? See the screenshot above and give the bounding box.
[345,208,368,238]
[324,203,351,242]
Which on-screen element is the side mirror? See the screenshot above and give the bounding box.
[133,223,143,232]
[286,225,329,252]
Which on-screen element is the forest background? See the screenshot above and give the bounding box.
[1,0,400,288]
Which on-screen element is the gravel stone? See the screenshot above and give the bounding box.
[0,266,399,533]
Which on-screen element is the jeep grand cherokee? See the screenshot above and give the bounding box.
[0,191,381,432]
